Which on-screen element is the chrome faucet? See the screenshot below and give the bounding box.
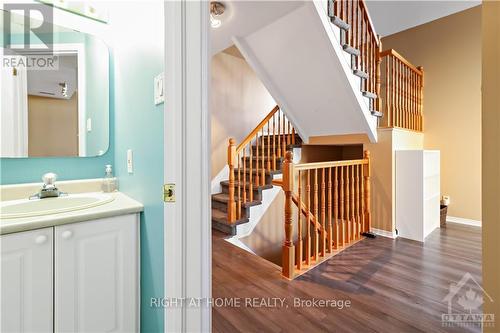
[30,173,65,199]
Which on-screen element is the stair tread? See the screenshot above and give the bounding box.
[342,44,360,56]
[212,193,262,207]
[330,16,350,30]
[212,208,248,225]
[220,180,273,190]
[362,91,377,99]
[371,110,384,117]
[353,69,369,79]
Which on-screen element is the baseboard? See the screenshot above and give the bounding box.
[371,227,398,239]
[447,216,482,227]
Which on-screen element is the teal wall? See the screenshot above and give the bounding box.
[108,2,165,332]
[1,4,165,332]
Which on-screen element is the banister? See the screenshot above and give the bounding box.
[281,150,372,279]
[380,49,423,75]
[235,105,280,153]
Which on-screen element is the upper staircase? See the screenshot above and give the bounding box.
[222,0,382,142]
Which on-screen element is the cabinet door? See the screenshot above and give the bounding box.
[1,228,53,332]
[55,214,139,333]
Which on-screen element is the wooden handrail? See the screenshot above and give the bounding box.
[236,105,280,153]
[226,105,298,223]
[294,159,368,171]
[281,150,372,279]
[380,49,423,75]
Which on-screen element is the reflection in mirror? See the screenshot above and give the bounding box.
[0,9,109,158]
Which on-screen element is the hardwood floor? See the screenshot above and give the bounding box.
[212,224,482,333]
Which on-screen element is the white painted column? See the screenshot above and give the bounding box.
[164,1,211,332]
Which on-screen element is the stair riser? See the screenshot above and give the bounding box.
[211,220,237,236]
[221,184,263,201]
[212,199,250,218]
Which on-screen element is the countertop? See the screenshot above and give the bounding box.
[0,191,143,235]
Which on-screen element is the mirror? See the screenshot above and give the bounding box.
[1,9,109,158]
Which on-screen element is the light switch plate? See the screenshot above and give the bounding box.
[86,118,92,132]
[154,72,164,105]
[127,149,133,174]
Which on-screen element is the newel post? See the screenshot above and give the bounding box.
[363,150,371,233]
[227,138,237,223]
[376,35,383,113]
[282,151,295,279]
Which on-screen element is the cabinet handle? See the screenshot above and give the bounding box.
[61,230,73,239]
[35,235,48,244]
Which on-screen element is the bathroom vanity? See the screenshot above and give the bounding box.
[0,179,143,332]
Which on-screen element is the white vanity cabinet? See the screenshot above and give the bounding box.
[1,227,54,333]
[55,214,139,332]
[0,214,139,333]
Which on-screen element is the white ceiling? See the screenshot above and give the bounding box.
[365,0,481,37]
[210,1,304,55]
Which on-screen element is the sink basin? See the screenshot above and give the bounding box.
[1,193,114,219]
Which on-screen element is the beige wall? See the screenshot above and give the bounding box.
[382,6,482,221]
[211,47,275,178]
[28,93,78,157]
[482,1,500,329]
[365,128,424,232]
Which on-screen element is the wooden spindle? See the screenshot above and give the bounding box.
[249,138,254,202]
[313,169,319,261]
[327,167,333,252]
[305,170,311,265]
[237,152,241,219]
[273,113,276,170]
[320,168,326,257]
[356,164,360,239]
[267,123,271,171]
[376,35,382,113]
[243,148,247,204]
[297,171,303,270]
[345,165,350,242]
[282,113,286,157]
[261,128,265,186]
[227,138,236,222]
[282,151,294,279]
[339,166,345,246]
[334,166,339,249]
[277,110,281,158]
[363,150,371,233]
[254,134,259,186]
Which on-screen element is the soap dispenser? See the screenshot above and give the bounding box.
[102,164,117,193]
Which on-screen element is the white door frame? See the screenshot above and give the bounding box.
[164,1,211,332]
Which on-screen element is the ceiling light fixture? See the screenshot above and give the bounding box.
[210,2,225,29]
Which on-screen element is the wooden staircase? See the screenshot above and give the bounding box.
[211,106,301,235]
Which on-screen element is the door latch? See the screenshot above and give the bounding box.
[163,184,175,202]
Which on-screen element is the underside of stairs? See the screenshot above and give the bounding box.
[212,134,302,236]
